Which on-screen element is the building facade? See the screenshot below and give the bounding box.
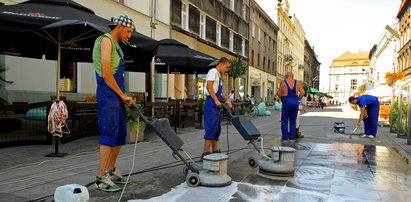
[304,39,320,89]
[170,0,249,99]
[292,15,305,82]
[275,0,294,89]
[248,0,278,102]
[368,23,398,87]
[397,0,411,80]
[329,51,370,103]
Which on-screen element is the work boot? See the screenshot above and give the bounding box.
[95,172,122,192]
[108,168,130,184]
[200,152,211,161]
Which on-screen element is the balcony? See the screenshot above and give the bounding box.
[284,54,293,62]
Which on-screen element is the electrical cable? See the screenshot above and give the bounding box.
[30,145,252,202]
[226,117,230,155]
[118,115,140,202]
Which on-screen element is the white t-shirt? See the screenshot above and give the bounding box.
[205,68,221,96]
[229,93,234,101]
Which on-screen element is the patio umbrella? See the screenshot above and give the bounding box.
[367,84,392,97]
[307,87,321,94]
[0,0,158,98]
[154,39,216,74]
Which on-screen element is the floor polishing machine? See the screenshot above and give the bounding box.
[222,104,296,179]
[130,104,231,187]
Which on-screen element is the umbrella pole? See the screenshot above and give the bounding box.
[46,41,67,157]
[167,65,169,99]
[56,42,61,100]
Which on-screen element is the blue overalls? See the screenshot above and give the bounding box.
[204,74,223,141]
[96,48,127,147]
[357,95,380,137]
[281,80,299,140]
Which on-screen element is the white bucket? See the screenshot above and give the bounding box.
[54,184,89,202]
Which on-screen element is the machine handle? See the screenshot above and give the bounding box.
[222,103,234,117]
[129,103,151,124]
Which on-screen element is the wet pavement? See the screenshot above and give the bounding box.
[0,105,411,201]
[123,142,411,202]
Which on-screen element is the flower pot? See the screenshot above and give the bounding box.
[127,123,145,143]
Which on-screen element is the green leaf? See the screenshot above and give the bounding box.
[125,103,146,130]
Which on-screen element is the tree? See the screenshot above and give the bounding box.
[357,83,366,93]
[228,58,248,94]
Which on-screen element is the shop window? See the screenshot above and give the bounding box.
[60,59,77,92]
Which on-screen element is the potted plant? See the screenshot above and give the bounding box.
[125,103,146,143]
[241,106,251,115]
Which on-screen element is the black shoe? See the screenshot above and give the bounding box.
[200,152,211,161]
[212,150,221,153]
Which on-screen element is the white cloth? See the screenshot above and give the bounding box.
[229,93,234,101]
[301,96,307,105]
[205,68,221,96]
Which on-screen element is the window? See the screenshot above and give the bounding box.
[230,0,235,11]
[229,31,234,52]
[350,79,357,90]
[189,5,199,34]
[200,14,206,39]
[206,17,216,43]
[242,3,247,19]
[263,57,266,69]
[252,23,255,38]
[171,0,181,25]
[258,53,260,66]
[221,25,230,49]
[251,49,254,66]
[216,23,221,46]
[114,0,125,4]
[258,28,261,42]
[181,2,188,31]
[241,38,245,56]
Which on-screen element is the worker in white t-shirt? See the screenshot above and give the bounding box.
[201,57,233,160]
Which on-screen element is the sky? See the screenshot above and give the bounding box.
[255,0,402,93]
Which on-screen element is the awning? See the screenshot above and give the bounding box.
[307,88,320,94]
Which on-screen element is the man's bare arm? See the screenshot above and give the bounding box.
[101,37,133,105]
[297,81,305,100]
[207,81,221,107]
[277,81,284,98]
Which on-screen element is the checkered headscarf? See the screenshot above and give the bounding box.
[109,15,135,31]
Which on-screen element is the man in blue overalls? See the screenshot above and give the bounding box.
[277,72,305,144]
[349,95,380,139]
[201,57,232,160]
[92,15,135,192]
